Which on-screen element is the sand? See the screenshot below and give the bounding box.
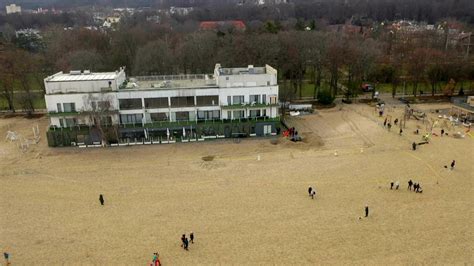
[0,103,473,265]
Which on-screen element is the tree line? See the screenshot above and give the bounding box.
[1,8,473,113]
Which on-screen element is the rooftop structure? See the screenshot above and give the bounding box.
[199,21,246,31]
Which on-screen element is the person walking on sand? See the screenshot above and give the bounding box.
[399,128,403,135]
[190,232,194,244]
[181,234,186,248]
[394,118,398,125]
[152,253,161,266]
[4,252,10,266]
[412,142,417,151]
[450,160,456,170]
[387,123,392,131]
[184,237,189,250]
[308,186,313,197]
[395,181,399,190]
[311,190,316,199]
[408,179,413,190]
[99,194,104,206]
[390,181,394,190]
[365,204,369,217]
[441,129,445,136]
[383,118,387,127]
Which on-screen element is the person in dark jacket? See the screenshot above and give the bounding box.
[99,194,104,206]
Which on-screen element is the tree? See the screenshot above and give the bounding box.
[0,49,16,112]
[133,40,174,75]
[82,94,118,146]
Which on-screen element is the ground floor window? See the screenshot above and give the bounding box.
[120,114,143,124]
[197,110,220,120]
[65,118,77,127]
[233,110,245,119]
[150,112,168,122]
[175,111,190,121]
[249,109,261,118]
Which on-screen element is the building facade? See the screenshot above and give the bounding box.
[44,64,280,144]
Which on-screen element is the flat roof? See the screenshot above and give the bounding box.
[127,74,217,90]
[219,67,266,75]
[46,72,119,82]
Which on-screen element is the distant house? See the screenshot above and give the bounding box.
[199,21,246,31]
[103,16,121,29]
[169,6,193,16]
[5,4,21,14]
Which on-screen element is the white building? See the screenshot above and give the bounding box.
[44,64,279,140]
[6,4,21,14]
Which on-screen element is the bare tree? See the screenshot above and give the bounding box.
[82,94,118,146]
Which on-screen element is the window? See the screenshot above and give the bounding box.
[197,110,220,120]
[175,111,190,121]
[249,95,260,104]
[262,94,266,104]
[232,95,244,105]
[196,96,219,106]
[65,118,77,127]
[63,103,76,112]
[59,118,64,127]
[91,101,111,110]
[270,96,277,104]
[227,96,231,105]
[233,110,245,119]
[57,103,62,112]
[262,109,267,117]
[119,99,142,110]
[97,101,110,109]
[249,110,261,118]
[145,98,169,108]
[170,97,194,107]
[264,125,272,135]
[267,81,270,86]
[150,113,168,122]
[120,114,143,124]
[227,111,232,119]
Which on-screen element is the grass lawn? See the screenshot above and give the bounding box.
[0,94,46,111]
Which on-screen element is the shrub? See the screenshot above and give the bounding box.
[317,89,335,105]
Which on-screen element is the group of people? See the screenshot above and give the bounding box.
[307,186,317,199]
[408,179,423,193]
[180,232,194,251]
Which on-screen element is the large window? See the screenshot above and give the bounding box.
[249,95,261,104]
[175,111,190,121]
[249,109,261,118]
[119,99,142,110]
[145,97,169,108]
[65,118,77,127]
[57,103,62,112]
[120,114,143,124]
[170,97,194,107]
[232,95,244,105]
[233,110,245,119]
[150,113,168,122]
[197,110,220,120]
[196,96,218,106]
[63,103,76,112]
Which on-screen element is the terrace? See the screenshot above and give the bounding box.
[123,74,217,90]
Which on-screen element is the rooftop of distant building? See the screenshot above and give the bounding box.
[45,69,123,82]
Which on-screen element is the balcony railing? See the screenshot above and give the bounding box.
[48,111,80,116]
[221,103,279,110]
[120,116,281,129]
